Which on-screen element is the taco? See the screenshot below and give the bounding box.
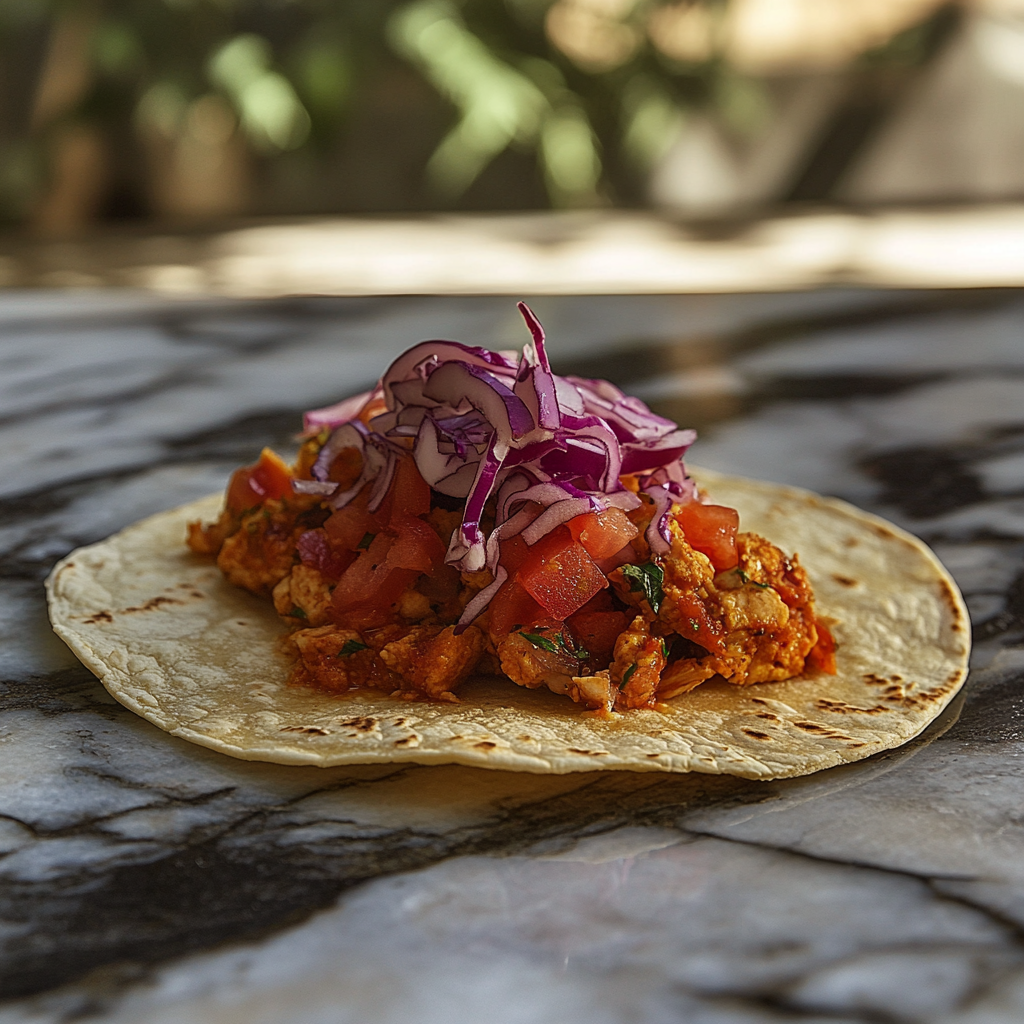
[45,306,969,778]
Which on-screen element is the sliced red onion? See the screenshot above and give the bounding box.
[311,422,363,482]
[382,340,518,411]
[620,429,696,475]
[455,565,508,633]
[445,437,507,572]
[298,303,702,609]
[292,479,339,496]
[423,361,535,445]
[514,302,559,431]
[644,484,675,557]
[521,497,595,545]
[367,449,398,513]
[303,386,381,433]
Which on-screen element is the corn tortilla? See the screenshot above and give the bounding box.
[45,468,970,778]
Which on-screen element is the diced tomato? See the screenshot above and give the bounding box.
[574,589,614,615]
[568,507,640,560]
[669,589,726,655]
[806,620,838,674]
[567,610,630,666]
[296,529,355,581]
[226,448,293,513]
[323,493,379,553]
[497,534,530,573]
[376,455,431,524]
[386,512,446,572]
[327,446,363,489]
[488,578,545,638]
[330,532,418,630]
[517,526,608,620]
[673,501,739,572]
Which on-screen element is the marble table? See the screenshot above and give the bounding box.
[3,288,1023,1023]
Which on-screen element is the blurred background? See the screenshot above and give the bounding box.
[3,0,1024,236]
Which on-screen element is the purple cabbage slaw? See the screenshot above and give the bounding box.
[297,303,697,620]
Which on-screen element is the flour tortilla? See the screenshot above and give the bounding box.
[45,469,970,778]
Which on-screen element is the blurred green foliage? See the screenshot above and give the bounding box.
[0,0,948,225]
[0,0,747,222]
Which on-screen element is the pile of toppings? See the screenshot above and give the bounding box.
[190,304,836,714]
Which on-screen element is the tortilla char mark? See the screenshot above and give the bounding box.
[792,721,854,741]
[815,698,892,715]
[78,588,206,625]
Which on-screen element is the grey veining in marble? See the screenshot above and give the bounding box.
[4,289,1024,1023]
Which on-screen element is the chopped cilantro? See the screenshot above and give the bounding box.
[620,562,664,614]
[519,630,589,661]
[558,633,589,661]
[520,632,560,654]
[619,663,637,688]
[357,532,375,550]
[289,606,308,620]
[738,569,770,589]
[338,639,369,656]
[689,618,700,633]
[659,637,669,660]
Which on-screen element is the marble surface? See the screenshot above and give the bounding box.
[3,289,1024,1023]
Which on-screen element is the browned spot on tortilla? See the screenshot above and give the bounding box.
[843,536,859,547]
[816,698,892,715]
[741,729,771,740]
[64,562,75,568]
[891,674,902,682]
[847,742,867,748]
[872,523,897,539]
[863,673,889,686]
[568,748,608,756]
[473,741,496,750]
[755,712,780,721]
[832,574,858,587]
[646,753,662,758]
[123,595,184,613]
[793,721,853,740]
[337,717,377,732]
[279,725,329,735]
[750,697,769,706]
[82,610,113,624]
[392,718,408,727]
[937,577,965,630]
[394,736,417,746]
[517,734,534,742]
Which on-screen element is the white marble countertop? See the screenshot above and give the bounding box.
[2,289,1023,1023]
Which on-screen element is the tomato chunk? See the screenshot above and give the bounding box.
[330,532,417,630]
[567,610,630,667]
[668,589,726,655]
[377,455,432,524]
[226,448,293,513]
[323,493,379,553]
[517,526,608,620]
[567,507,639,560]
[386,512,446,572]
[296,529,355,581]
[673,501,739,572]
[487,578,545,638]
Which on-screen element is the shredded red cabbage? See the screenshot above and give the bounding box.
[296,302,698,604]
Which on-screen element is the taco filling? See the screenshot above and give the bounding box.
[188,303,836,714]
